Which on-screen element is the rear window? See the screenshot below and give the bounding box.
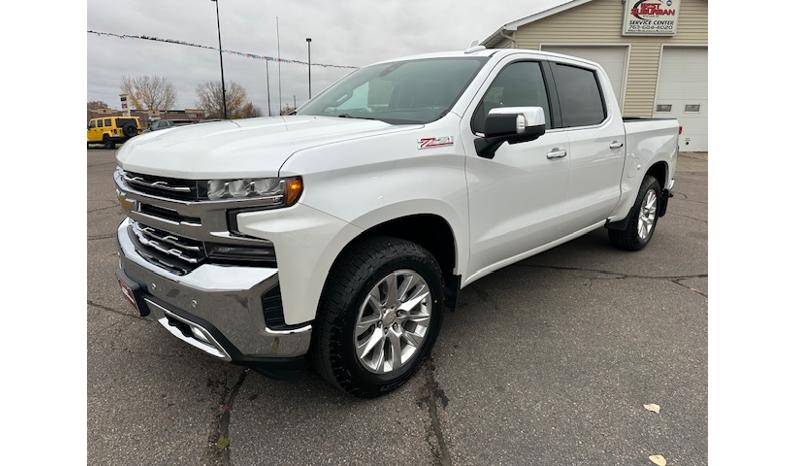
[116,118,138,128]
[551,63,606,127]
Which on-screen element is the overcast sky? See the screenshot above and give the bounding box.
[88,0,564,114]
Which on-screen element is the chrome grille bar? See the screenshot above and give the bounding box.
[131,221,202,264]
[123,173,193,193]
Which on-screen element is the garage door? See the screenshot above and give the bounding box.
[541,45,628,107]
[654,47,708,152]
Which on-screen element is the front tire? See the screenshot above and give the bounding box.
[608,175,662,251]
[312,236,445,398]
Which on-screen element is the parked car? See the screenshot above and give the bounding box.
[147,119,196,132]
[88,116,142,149]
[113,48,678,397]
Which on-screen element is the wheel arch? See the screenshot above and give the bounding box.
[321,211,463,312]
[646,160,669,190]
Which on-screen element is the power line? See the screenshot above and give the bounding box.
[88,30,359,70]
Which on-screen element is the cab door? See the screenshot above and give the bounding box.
[549,61,625,228]
[461,59,571,281]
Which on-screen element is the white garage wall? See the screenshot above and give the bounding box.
[654,46,708,151]
[541,45,629,107]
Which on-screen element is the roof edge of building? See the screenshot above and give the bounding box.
[481,0,594,47]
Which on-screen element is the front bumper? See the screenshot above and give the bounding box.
[116,219,312,363]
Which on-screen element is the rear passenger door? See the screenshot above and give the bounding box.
[549,61,625,228]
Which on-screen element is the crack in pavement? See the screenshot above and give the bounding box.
[510,264,708,298]
[417,357,452,466]
[672,278,708,298]
[88,204,122,214]
[206,369,249,466]
[512,263,706,281]
[88,233,116,241]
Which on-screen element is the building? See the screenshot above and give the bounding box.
[482,0,707,151]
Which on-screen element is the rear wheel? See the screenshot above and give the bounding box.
[312,236,444,398]
[608,175,661,251]
[102,134,115,150]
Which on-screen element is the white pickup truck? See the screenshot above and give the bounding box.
[114,48,678,397]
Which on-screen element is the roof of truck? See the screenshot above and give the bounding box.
[369,48,602,71]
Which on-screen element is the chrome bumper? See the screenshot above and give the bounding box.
[116,219,312,361]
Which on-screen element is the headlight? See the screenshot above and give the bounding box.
[205,176,303,206]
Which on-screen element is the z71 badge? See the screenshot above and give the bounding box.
[418,136,454,149]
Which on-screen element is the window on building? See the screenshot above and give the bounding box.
[656,104,672,112]
[551,63,606,127]
[685,104,701,112]
[471,61,551,134]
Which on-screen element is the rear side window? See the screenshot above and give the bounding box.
[104,118,112,127]
[551,63,606,127]
[117,118,137,128]
[471,61,551,134]
[97,120,104,128]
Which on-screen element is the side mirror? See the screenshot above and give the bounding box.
[474,106,546,159]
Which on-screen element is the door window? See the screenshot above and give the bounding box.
[104,118,112,127]
[471,61,551,134]
[551,63,606,127]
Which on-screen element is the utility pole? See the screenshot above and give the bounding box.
[306,37,312,99]
[211,0,228,119]
[293,95,297,110]
[276,16,282,115]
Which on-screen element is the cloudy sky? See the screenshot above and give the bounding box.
[88,0,564,114]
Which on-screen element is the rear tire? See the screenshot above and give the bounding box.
[102,134,115,150]
[312,236,445,398]
[608,175,662,251]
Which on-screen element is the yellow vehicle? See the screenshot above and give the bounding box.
[87,116,143,149]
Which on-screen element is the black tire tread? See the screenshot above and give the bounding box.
[608,175,661,251]
[311,235,443,398]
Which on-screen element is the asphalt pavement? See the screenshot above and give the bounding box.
[88,148,707,465]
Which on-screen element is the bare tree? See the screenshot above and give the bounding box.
[87,100,110,110]
[121,75,177,112]
[196,81,260,119]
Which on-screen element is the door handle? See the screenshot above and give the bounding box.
[609,141,624,150]
[546,148,567,159]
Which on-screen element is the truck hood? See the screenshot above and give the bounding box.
[116,115,420,179]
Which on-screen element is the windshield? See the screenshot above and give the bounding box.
[297,57,488,124]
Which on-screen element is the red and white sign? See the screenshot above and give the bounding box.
[120,93,131,116]
[622,0,680,36]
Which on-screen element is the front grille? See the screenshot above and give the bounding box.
[129,220,277,275]
[129,221,205,275]
[121,171,201,201]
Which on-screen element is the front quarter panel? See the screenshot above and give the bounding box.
[237,116,469,324]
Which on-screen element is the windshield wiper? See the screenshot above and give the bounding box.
[337,113,376,120]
